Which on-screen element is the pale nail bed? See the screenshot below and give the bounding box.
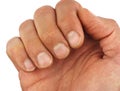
[54,43,70,59]
[24,59,35,71]
[68,31,81,48]
[37,52,53,68]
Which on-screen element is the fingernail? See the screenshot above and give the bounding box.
[24,59,35,71]
[54,43,70,59]
[37,52,53,68]
[68,31,81,48]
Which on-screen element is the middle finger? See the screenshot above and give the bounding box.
[34,6,70,59]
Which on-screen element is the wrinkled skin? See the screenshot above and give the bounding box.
[19,36,120,91]
[7,0,120,91]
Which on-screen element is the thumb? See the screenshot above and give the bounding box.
[78,8,120,58]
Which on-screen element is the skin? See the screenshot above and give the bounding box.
[6,0,120,91]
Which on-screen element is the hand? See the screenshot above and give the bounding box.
[6,0,120,91]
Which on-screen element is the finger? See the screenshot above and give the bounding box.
[78,7,120,57]
[6,37,36,72]
[34,6,70,59]
[56,0,84,48]
[19,20,53,69]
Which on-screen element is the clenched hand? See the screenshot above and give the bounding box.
[6,0,120,91]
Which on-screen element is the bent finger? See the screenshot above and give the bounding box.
[6,37,36,72]
[19,20,53,69]
[34,6,70,59]
[56,0,84,48]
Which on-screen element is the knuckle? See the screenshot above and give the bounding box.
[106,18,118,28]
[58,20,77,31]
[55,1,63,9]
[109,19,117,25]
[19,19,33,33]
[6,37,20,55]
[56,0,80,10]
[98,17,118,28]
[106,18,117,24]
[34,5,54,17]
[72,1,81,9]
[108,19,116,23]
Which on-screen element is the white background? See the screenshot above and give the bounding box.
[0,0,120,91]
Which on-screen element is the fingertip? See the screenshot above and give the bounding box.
[6,37,36,72]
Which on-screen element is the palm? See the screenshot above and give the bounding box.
[19,36,120,91]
